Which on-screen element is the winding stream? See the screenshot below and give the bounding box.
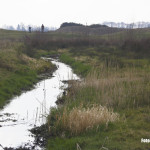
[0,58,79,149]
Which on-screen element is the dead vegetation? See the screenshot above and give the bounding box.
[57,105,119,135]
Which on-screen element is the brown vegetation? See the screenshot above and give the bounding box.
[57,105,119,135]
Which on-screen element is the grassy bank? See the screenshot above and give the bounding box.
[45,45,150,150]
[0,48,55,108]
[60,53,91,77]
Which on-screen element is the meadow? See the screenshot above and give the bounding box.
[42,29,150,150]
[0,28,150,149]
[46,48,150,149]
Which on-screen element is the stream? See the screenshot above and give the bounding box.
[0,58,79,150]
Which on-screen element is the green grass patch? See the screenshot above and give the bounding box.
[0,47,55,108]
[60,53,91,76]
[0,70,37,108]
[34,49,59,58]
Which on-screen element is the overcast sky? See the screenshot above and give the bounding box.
[0,0,150,28]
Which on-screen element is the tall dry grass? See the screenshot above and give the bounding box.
[56,105,119,135]
[66,65,150,109]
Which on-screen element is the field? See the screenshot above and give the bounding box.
[42,28,149,150]
[0,27,150,149]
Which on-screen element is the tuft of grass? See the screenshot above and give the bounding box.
[55,105,119,135]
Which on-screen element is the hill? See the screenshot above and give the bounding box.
[57,25,125,36]
[0,29,26,40]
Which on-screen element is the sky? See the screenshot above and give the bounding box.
[0,0,150,28]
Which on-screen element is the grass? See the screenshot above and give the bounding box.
[46,43,150,149]
[0,28,150,149]
[0,43,55,108]
[0,71,36,107]
[47,107,150,150]
[47,69,150,149]
[60,53,91,77]
[0,29,26,41]
[65,68,150,109]
[11,29,149,149]
[50,105,119,136]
